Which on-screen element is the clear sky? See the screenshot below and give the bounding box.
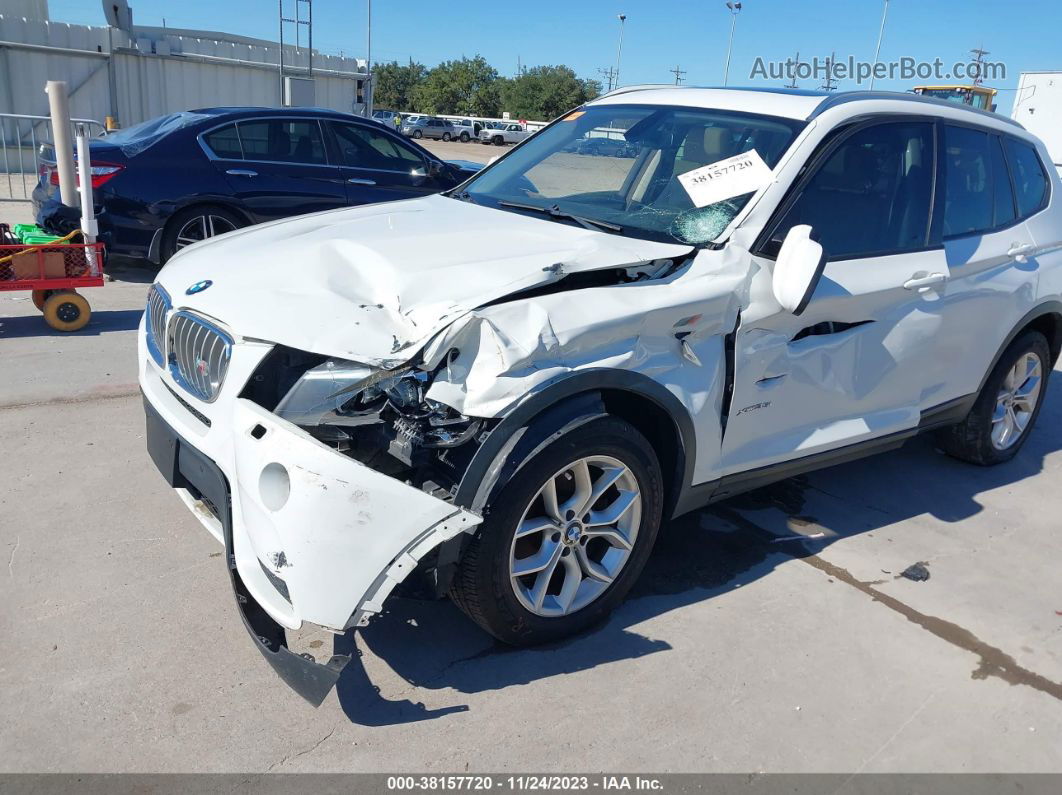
[48,0,1062,111]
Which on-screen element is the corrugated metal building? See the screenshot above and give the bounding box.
[0,3,370,133]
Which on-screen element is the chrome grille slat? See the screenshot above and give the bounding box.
[144,284,171,367]
[166,310,233,403]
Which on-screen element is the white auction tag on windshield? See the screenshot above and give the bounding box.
[678,149,773,208]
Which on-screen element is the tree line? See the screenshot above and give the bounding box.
[372,56,602,121]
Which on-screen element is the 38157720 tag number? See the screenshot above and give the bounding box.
[677,148,773,208]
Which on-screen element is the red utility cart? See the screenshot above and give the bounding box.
[0,238,106,331]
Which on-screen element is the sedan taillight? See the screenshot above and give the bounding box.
[48,161,124,189]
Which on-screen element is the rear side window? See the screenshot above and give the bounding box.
[1004,138,1049,217]
[941,126,1016,237]
[770,122,934,259]
[202,124,242,159]
[332,123,422,171]
[236,120,328,165]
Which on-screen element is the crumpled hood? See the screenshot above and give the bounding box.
[156,194,691,367]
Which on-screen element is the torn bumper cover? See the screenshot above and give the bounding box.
[142,386,481,706]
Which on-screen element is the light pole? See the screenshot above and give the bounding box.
[613,14,626,91]
[723,2,742,87]
[869,0,889,91]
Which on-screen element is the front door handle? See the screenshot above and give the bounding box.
[1008,242,1036,263]
[225,169,257,177]
[903,272,948,291]
[347,178,377,186]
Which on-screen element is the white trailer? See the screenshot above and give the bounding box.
[1013,71,1062,175]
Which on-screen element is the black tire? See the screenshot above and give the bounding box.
[412,129,423,139]
[459,132,470,143]
[450,416,663,646]
[160,205,244,264]
[492,135,504,146]
[935,330,1051,465]
[442,132,452,142]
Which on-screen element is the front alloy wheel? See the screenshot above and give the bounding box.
[450,416,662,645]
[509,456,641,617]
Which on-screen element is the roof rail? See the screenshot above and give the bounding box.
[599,83,693,98]
[808,90,1024,128]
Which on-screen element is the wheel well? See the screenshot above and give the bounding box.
[600,389,685,519]
[1024,312,1062,365]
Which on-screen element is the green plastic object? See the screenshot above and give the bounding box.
[12,223,45,241]
[20,234,62,245]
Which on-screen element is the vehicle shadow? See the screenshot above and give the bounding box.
[333,370,1062,726]
[0,308,143,338]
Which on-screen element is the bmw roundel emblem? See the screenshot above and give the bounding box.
[186,279,213,295]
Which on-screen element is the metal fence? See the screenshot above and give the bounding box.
[0,113,106,200]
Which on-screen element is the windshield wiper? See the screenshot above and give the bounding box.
[497,200,623,233]
[450,190,477,204]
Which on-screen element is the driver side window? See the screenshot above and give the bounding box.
[769,122,935,260]
[331,122,423,171]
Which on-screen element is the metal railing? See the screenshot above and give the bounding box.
[0,113,107,201]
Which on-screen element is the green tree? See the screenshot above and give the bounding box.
[371,60,427,111]
[502,66,601,121]
[410,56,502,116]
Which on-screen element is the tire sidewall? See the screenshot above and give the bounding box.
[470,416,663,645]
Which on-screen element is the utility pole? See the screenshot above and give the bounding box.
[723,2,742,87]
[669,64,687,85]
[613,14,627,90]
[820,51,839,91]
[869,0,889,90]
[784,51,800,89]
[969,44,990,85]
[365,0,372,114]
[598,66,617,92]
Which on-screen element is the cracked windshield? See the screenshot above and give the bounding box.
[462,104,802,244]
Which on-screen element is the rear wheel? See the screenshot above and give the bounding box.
[450,416,663,646]
[31,289,50,311]
[935,330,1050,465]
[160,205,243,264]
[442,132,452,142]
[42,290,90,332]
[492,135,505,146]
[459,132,470,143]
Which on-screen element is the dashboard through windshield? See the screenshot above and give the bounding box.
[459,104,804,245]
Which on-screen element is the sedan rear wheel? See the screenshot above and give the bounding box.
[442,132,451,142]
[160,205,244,264]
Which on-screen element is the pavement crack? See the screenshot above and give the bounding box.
[267,725,337,771]
[803,554,1062,702]
[714,505,1062,703]
[7,534,19,577]
[0,387,141,412]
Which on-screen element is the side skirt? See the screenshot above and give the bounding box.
[673,393,976,518]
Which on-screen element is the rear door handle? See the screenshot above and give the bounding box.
[903,272,948,291]
[225,169,257,177]
[347,178,377,186]
[1008,242,1036,263]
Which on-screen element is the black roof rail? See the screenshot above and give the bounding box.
[808,90,1024,128]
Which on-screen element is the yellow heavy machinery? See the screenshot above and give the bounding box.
[912,84,998,112]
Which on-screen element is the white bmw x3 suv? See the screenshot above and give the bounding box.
[140,87,1062,704]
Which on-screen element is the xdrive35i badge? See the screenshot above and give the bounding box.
[186,280,213,295]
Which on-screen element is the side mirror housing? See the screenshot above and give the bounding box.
[772,225,827,315]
